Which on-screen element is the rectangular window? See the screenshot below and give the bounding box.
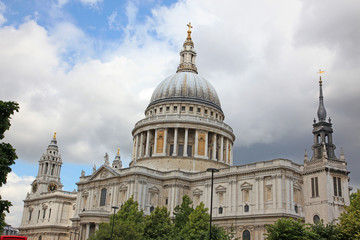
[159,107,162,113]
[173,106,177,112]
[333,177,338,196]
[338,178,342,197]
[311,177,319,197]
[205,109,208,115]
[43,209,46,219]
[189,106,193,112]
[181,106,186,111]
[187,145,192,157]
[197,108,201,113]
[178,144,184,156]
[211,111,214,116]
[166,106,170,112]
[169,144,174,156]
[165,198,168,205]
[28,211,32,221]
[100,188,107,206]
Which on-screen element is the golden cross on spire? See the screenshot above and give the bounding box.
[117,148,120,155]
[53,132,56,139]
[187,22,193,39]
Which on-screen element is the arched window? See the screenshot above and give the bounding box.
[243,230,251,240]
[244,204,249,212]
[313,214,320,224]
[39,236,42,240]
[325,134,329,143]
[218,207,223,214]
[317,134,321,144]
[150,206,155,213]
[49,209,51,218]
[294,205,298,213]
[100,188,107,206]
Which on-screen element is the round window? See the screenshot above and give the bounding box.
[313,214,320,224]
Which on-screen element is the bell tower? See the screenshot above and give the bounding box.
[31,133,63,194]
[303,71,350,224]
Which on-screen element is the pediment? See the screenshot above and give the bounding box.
[148,186,160,194]
[193,188,203,196]
[90,165,118,181]
[293,181,301,190]
[240,182,253,190]
[216,185,226,193]
[119,184,128,192]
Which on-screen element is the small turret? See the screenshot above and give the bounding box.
[176,22,198,74]
[112,148,122,169]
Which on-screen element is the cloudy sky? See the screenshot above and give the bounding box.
[0,0,359,227]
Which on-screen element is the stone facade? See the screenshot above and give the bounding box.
[19,27,350,240]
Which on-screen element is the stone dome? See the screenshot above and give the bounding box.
[148,71,222,111]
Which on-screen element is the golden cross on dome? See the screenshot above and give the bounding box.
[187,22,193,39]
[117,148,120,155]
[187,22,193,31]
[53,132,56,138]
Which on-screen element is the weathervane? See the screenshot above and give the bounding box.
[317,69,325,85]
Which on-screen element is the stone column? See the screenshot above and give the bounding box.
[230,143,233,165]
[173,128,178,156]
[184,128,188,157]
[194,130,199,157]
[277,175,282,209]
[85,224,90,240]
[145,130,150,157]
[212,134,217,161]
[290,177,294,210]
[205,132,209,159]
[153,130,158,156]
[139,132,144,158]
[220,136,224,162]
[163,129,168,155]
[272,176,277,209]
[134,135,139,160]
[225,139,229,163]
[260,177,264,210]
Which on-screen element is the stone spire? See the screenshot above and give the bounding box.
[317,70,327,122]
[35,133,63,193]
[112,148,122,169]
[176,22,198,74]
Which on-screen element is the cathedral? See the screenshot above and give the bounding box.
[19,25,350,240]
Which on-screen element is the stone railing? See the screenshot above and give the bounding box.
[134,115,233,132]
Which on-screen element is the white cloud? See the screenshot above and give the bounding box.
[0,172,34,227]
[79,0,103,8]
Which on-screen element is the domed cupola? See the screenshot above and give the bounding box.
[131,23,235,172]
[147,23,222,113]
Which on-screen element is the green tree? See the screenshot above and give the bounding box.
[0,100,19,231]
[144,206,174,240]
[173,195,194,231]
[265,218,317,240]
[179,202,209,240]
[338,189,360,240]
[309,220,340,240]
[91,196,145,240]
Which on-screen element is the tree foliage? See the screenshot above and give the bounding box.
[309,220,341,240]
[92,195,233,240]
[0,100,19,231]
[265,218,317,240]
[338,189,360,240]
[144,206,174,240]
[90,196,145,240]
